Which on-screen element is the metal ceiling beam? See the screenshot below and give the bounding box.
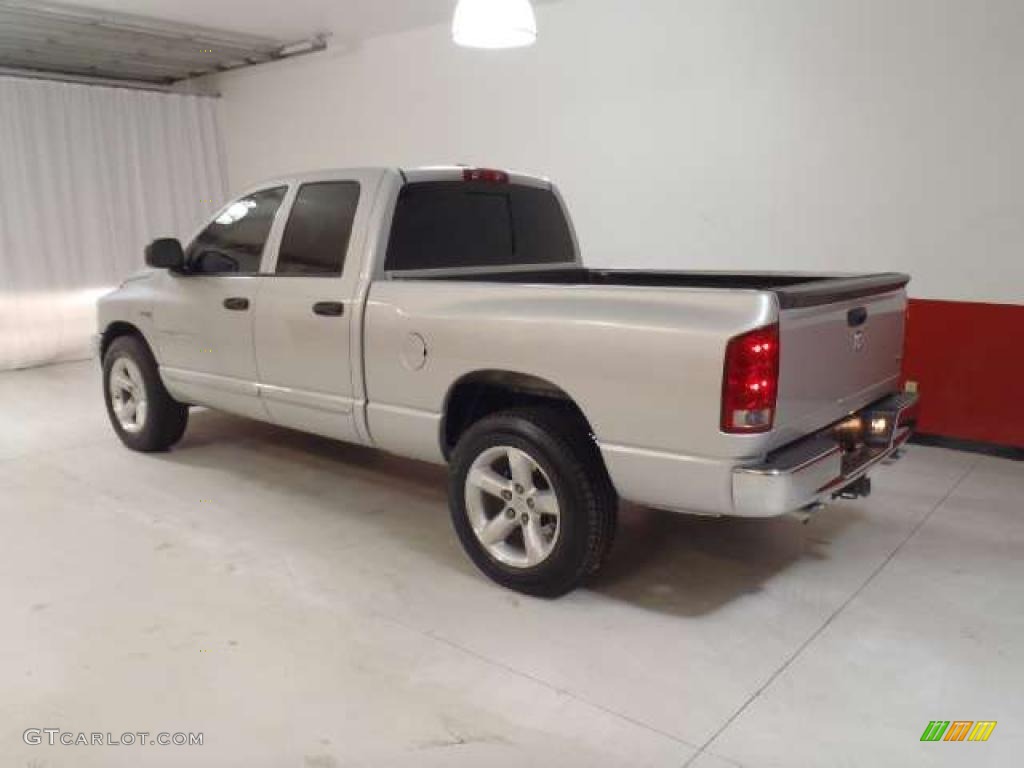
[0,0,283,49]
[1,60,175,84]
[0,0,327,86]
[0,19,275,62]
[0,32,275,70]
[0,9,283,60]
[0,41,220,72]
[0,55,187,83]
[0,63,219,94]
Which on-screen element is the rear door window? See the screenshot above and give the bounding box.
[276,182,361,276]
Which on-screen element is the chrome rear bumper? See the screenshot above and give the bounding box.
[732,392,918,517]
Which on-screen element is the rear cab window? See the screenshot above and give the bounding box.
[385,181,575,272]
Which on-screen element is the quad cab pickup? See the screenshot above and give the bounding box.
[98,166,918,596]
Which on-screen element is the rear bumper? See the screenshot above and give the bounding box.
[732,392,918,517]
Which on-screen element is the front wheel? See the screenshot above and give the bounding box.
[448,408,617,597]
[102,335,188,452]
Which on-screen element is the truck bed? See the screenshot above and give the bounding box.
[396,268,910,309]
[388,265,911,454]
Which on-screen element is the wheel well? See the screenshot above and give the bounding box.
[442,370,596,459]
[99,322,144,360]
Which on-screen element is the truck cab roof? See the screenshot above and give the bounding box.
[245,166,552,191]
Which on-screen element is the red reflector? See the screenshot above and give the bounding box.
[721,324,780,433]
[463,168,509,183]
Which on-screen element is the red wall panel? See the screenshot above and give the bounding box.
[902,299,1024,448]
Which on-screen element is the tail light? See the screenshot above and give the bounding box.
[721,324,780,433]
[463,168,509,183]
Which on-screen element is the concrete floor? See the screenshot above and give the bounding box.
[1,361,1021,767]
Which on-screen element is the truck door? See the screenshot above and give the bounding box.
[252,172,379,443]
[154,186,287,420]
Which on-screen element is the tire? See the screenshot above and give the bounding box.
[102,334,188,452]
[449,407,618,597]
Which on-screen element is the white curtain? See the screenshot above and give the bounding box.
[0,75,227,371]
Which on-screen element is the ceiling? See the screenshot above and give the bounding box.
[48,0,508,45]
[0,0,319,84]
[0,0,559,86]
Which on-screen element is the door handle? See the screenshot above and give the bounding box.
[313,301,345,317]
[223,297,250,311]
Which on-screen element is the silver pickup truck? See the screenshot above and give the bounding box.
[98,166,917,596]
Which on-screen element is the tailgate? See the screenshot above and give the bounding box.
[771,274,909,449]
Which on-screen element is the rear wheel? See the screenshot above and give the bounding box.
[102,335,188,452]
[449,407,618,597]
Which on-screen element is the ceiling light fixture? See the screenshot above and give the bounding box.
[452,0,538,49]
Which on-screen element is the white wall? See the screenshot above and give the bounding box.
[212,0,1024,304]
[0,76,226,370]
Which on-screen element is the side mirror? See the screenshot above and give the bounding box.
[145,238,185,271]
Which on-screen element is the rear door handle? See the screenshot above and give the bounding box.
[223,297,250,311]
[313,301,345,317]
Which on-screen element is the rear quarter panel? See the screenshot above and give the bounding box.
[362,280,777,466]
